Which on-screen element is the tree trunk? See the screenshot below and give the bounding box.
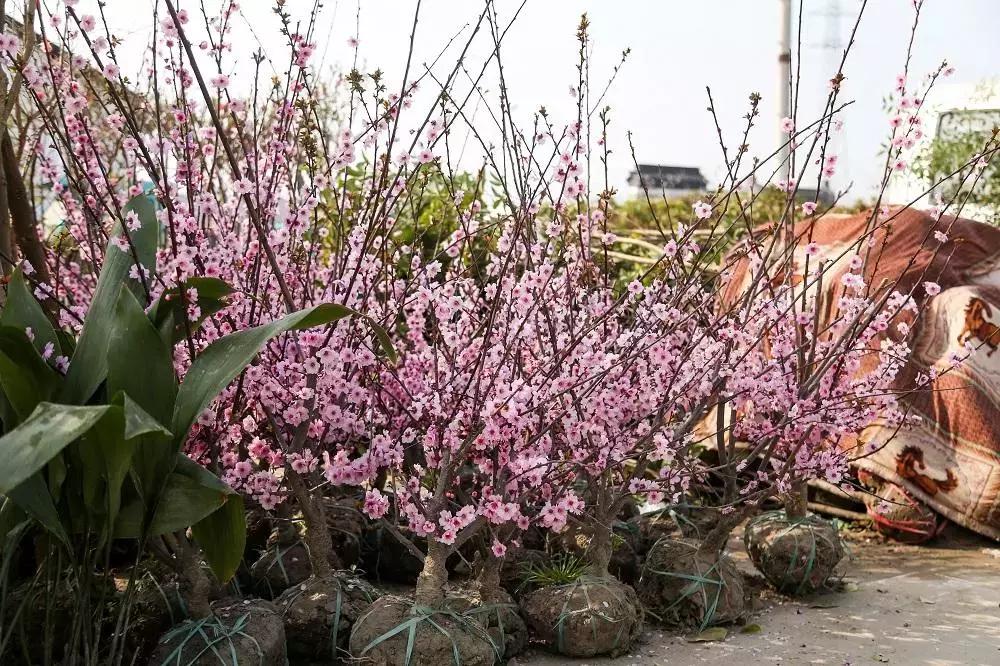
[174,534,213,619]
[698,507,749,557]
[475,553,503,603]
[2,128,49,284]
[585,514,613,578]
[0,149,12,281]
[414,540,449,607]
[286,468,338,578]
[783,481,808,519]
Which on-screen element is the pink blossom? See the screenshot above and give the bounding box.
[0,34,21,57]
[363,489,390,519]
[692,200,712,220]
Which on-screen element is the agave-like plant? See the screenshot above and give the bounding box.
[0,195,380,663]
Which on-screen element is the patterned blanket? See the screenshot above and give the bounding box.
[719,208,1000,540]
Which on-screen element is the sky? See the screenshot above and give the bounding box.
[78,0,1000,203]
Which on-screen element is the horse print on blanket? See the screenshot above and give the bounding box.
[710,207,1000,540]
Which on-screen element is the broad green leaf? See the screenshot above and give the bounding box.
[55,329,77,358]
[47,452,67,502]
[7,473,68,544]
[107,288,177,427]
[0,402,110,494]
[0,268,60,356]
[192,494,246,583]
[0,497,26,550]
[76,428,107,516]
[147,277,234,346]
[60,195,159,405]
[77,402,149,535]
[366,316,398,364]
[171,303,356,442]
[120,393,174,506]
[0,391,14,432]
[123,394,172,440]
[147,455,238,536]
[0,326,59,423]
[112,497,143,539]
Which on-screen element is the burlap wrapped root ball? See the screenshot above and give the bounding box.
[519,576,643,658]
[744,511,845,595]
[149,599,287,665]
[348,595,498,666]
[274,572,381,663]
[637,538,746,627]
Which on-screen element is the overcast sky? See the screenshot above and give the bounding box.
[83,0,1000,202]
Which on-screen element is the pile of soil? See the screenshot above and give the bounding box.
[637,538,746,627]
[148,599,286,665]
[447,584,528,660]
[500,548,549,598]
[274,572,380,663]
[609,521,643,584]
[123,575,188,658]
[361,524,426,584]
[349,595,498,666]
[519,576,643,658]
[630,511,682,555]
[249,541,314,598]
[551,522,642,585]
[244,510,273,558]
[2,575,120,664]
[744,511,845,595]
[323,497,365,567]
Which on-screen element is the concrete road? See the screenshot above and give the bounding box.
[521,528,1000,665]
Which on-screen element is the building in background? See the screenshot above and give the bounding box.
[627,164,707,199]
[885,79,1000,224]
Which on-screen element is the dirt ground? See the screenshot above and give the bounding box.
[520,526,1000,665]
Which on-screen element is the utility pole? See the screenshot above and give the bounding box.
[778,0,792,174]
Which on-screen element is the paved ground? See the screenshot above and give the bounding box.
[521,527,1000,665]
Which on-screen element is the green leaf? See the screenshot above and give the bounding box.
[78,401,156,535]
[171,303,357,442]
[687,627,728,642]
[192,493,246,583]
[7,473,69,544]
[0,326,59,423]
[0,496,26,550]
[107,287,177,427]
[367,316,398,364]
[60,195,159,405]
[0,402,110,494]
[147,277,234,346]
[122,394,172,440]
[740,623,762,634]
[0,268,60,356]
[145,455,239,536]
[114,391,175,508]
